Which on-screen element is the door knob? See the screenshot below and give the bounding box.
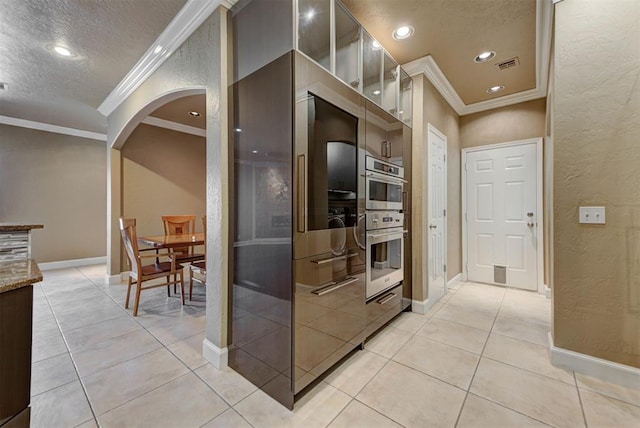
[429,224,437,229]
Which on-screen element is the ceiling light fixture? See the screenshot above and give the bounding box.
[393,25,414,40]
[474,51,496,63]
[52,45,76,58]
[487,85,505,94]
[188,111,201,117]
[252,150,258,154]
[234,128,242,133]
[153,45,163,54]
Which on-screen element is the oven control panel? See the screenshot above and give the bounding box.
[366,211,404,230]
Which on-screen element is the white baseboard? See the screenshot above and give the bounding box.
[544,285,551,299]
[447,273,462,288]
[548,332,640,391]
[39,256,107,271]
[412,298,428,314]
[203,338,228,369]
[106,272,128,285]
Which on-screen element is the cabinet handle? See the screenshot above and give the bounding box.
[311,253,358,265]
[312,276,359,295]
[376,292,396,305]
[297,154,306,233]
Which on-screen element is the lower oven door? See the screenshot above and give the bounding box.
[366,227,405,299]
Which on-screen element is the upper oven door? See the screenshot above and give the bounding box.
[365,170,404,211]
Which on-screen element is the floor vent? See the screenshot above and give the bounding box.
[496,57,520,70]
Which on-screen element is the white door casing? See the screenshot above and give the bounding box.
[463,139,543,291]
[427,124,447,301]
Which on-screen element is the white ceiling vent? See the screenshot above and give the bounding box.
[496,57,520,70]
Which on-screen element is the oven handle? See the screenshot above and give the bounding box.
[297,154,306,233]
[365,171,407,184]
[367,229,407,239]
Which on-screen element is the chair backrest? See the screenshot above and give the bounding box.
[119,218,141,276]
[162,215,197,255]
[162,215,196,235]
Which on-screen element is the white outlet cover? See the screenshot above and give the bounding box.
[579,206,606,224]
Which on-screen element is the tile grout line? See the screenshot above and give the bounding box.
[38,267,100,427]
[453,284,507,427]
[49,267,210,424]
[574,372,590,427]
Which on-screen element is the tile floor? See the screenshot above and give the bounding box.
[30,265,640,427]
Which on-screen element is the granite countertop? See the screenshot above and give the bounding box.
[0,260,43,293]
[0,223,44,232]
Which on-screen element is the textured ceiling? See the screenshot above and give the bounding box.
[342,0,537,104]
[0,0,187,132]
[0,0,540,135]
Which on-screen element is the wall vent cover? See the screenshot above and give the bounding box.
[496,57,520,70]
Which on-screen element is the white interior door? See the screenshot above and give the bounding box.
[465,142,539,290]
[427,125,447,300]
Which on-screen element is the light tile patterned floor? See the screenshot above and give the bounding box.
[30,265,640,427]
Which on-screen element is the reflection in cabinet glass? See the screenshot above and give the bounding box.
[399,68,413,126]
[382,53,399,115]
[334,3,361,90]
[362,30,382,105]
[298,0,331,70]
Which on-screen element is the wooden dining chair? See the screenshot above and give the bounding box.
[161,215,205,264]
[189,216,206,300]
[119,218,185,316]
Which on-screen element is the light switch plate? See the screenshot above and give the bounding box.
[579,206,606,224]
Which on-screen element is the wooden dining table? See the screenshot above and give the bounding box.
[138,232,205,249]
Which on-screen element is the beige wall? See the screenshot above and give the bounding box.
[460,98,546,148]
[553,0,640,368]
[0,124,106,262]
[411,74,461,303]
[121,124,206,268]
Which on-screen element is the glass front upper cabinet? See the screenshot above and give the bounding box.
[382,52,398,115]
[362,30,382,105]
[298,0,331,71]
[334,2,361,90]
[296,0,412,127]
[399,68,412,126]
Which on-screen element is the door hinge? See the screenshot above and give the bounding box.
[465,212,467,221]
[444,264,447,273]
[464,162,467,171]
[443,209,446,216]
[443,154,446,162]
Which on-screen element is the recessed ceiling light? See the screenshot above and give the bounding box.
[252,150,258,154]
[393,25,414,40]
[234,128,242,133]
[474,51,496,63]
[153,45,163,54]
[52,45,76,57]
[188,111,201,117]
[372,40,381,50]
[487,85,505,94]
[373,89,381,95]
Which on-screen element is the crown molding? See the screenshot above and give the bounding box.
[98,0,238,117]
[0,115,106,141]
[403,0,553,116]
[142,116,206,137]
